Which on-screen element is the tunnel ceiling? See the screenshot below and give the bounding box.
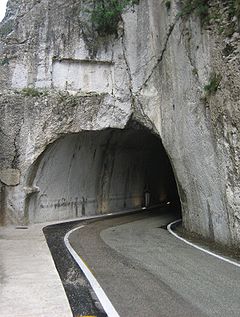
[26,127,180,223]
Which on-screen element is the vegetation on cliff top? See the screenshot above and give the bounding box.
[90,0,239,37]
[91,0,138,35]
[180,0,209,24]
[180,0,240,29]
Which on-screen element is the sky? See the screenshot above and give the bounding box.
[0,0,8,22]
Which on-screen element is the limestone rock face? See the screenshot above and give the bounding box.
[0,168,20,185]
[0,0,239,249]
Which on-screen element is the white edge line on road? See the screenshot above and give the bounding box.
[167,219,240,269]
[42,204,163,227]
[64,226,120,317]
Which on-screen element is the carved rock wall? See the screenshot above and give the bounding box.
[0,0,239,248]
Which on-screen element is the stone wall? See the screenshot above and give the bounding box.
[0,0,239,249]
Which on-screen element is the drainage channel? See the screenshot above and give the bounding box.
[43,219,106,317]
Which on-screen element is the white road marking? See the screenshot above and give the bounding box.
[46,206,151,226]
[64,226,120,317]
[61,204,163,316]
[167,219,240,269]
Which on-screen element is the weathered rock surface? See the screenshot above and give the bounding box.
[0,168,20,185]
[0,0,239,249]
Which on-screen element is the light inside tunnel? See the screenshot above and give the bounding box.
[26,125,181,223]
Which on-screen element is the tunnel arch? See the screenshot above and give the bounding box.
[25,124,181,223]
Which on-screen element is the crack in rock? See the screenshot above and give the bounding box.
[139,16,180,92]
[121,17,135,106]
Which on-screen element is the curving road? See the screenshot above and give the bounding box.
[69,209,240,317]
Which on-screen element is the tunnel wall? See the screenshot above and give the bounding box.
[26,129,177,223]
[0,181,4,224]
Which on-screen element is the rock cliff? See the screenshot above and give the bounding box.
[0,0,239,249]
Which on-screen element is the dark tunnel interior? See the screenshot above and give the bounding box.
[27,125,181,223]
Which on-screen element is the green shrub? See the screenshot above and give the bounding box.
[91,0,139,35]
[180,0,240,29]
[228,0,240,19]
[165,1,171,10]
[179,0,209,25]
[236,0,240,17]
[20,87,47,97]
[0,57,10,66]
[204,72,222,96]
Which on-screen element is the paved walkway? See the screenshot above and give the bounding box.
[0,223,72,317]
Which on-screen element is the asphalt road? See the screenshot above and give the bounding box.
[69,209,240,317]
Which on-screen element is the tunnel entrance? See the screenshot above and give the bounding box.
[26,125,181,223]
